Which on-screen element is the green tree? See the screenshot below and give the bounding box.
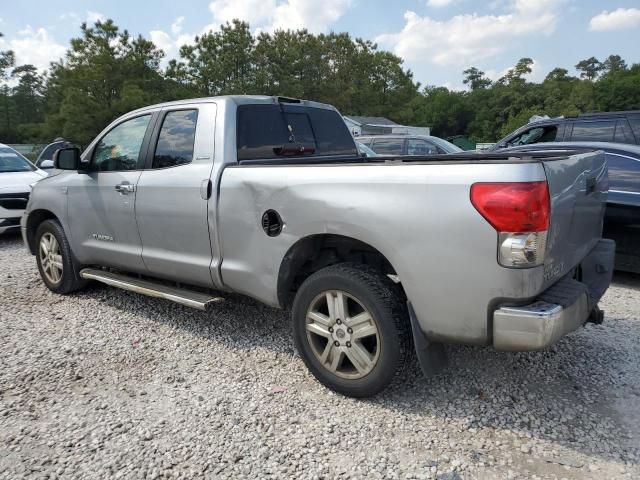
[602,54,627,75]
[11,65,46,126]
[462,67,491,90]
[168,24,419,122]
[500,57,533,85]
[170,20,254,96]
[0,31,17,141]
[0,32,15,80]
[575,57,603,81]
[3,19,639,147]
[545,68,573,82]
[411,86,471,138]
[42,20,166,145]
[595,63,640,111]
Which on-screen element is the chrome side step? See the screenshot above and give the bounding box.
[80,268,224,310]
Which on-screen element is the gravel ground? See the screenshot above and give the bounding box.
[1,232,639,480]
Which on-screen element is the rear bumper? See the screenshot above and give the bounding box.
[493,239,615,351]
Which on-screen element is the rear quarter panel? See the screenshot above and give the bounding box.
[218,161,548,345]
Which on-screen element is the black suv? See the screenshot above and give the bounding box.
[490,111,640,150]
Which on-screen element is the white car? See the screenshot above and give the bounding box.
[0,143,47,234]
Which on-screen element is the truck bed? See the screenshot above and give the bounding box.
[219,148,607,346]
[237,148,600,166]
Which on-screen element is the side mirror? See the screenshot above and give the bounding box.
[39,159,55,169]
[53,147,81,170]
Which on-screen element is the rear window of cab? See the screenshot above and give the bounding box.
[236,104,357,161]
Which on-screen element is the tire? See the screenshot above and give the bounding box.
[292,263,412,398]
[35,219,87,294]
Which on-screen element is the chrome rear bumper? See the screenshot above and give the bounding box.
[493,239,615,351]
[494,298,589,350]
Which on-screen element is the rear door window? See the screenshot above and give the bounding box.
[371,138,405,155]
[570,120,615,142]
[153,109,198,169]
[236,104,357,161]
[407,139,439,155]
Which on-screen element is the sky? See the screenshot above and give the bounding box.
[1,0,640,90]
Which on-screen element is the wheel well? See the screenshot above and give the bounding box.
[25,209,58,254]
[277,234,400,308]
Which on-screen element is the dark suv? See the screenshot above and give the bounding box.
[490,111,640,150]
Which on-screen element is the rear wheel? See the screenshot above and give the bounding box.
[292,263,411,397]
[35,219,87,294]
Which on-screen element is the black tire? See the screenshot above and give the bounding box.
[35,219,87,294]
[292,263,412,398]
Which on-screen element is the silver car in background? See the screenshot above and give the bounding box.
[357,134,463,155]
[0,143,47,234]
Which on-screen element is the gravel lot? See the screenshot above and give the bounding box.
[1,232,639,479]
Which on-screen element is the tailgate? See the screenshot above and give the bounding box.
[541,150,608,288]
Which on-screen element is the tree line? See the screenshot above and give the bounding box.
[1,20,639,147]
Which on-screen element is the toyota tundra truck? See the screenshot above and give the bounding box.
[21,96,615,397]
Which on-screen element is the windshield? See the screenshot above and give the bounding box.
[0,147,36,173]
[505,125,558,147]
[429,137,463,153]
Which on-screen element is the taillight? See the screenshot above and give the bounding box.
[471,182,550,268]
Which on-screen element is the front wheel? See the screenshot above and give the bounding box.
[35,219,87,294]
[292,263,412,397]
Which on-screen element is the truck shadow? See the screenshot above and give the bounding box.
[79,275,640,468]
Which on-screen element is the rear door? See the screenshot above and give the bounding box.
[541,150,608,286]
[134,102,217,288]
[568,119,616,142]
[67,113,155,271]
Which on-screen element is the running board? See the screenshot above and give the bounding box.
[79,268,224,310]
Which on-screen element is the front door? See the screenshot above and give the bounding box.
[67,113,155,272]
[134,103,217,288]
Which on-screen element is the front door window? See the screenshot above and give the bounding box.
[92,115,151,171]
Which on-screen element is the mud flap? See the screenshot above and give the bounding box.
[580,238,616,310]
[407,302,448,377]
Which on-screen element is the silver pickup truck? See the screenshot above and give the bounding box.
[22,96,615,397]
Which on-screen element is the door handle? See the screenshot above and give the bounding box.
[115,182,135,194]
[200,179,212,200]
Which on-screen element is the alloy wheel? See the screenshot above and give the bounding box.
[39,232,63,284]
[305,290,380,379]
